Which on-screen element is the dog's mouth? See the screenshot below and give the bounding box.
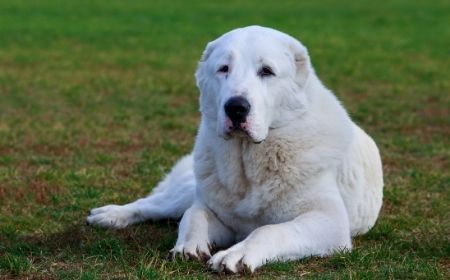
[227,126,249,137]
[225,123,264,144]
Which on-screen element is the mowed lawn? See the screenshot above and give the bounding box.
[0,0,448,279]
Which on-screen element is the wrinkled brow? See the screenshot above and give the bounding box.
[257,56,277,69]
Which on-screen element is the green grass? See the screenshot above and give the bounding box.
[0,0,449,279]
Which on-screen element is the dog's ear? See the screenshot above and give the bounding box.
[289,40,311,87]
[196,40,217,89]
[200,40,218,62]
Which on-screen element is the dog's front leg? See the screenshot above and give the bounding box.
[208,208,352,273]
[170,201,235,262]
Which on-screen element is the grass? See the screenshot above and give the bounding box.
[0,0,448,279]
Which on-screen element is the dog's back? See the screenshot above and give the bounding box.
[337,125,384,236]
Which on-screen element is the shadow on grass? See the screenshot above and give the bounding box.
[3,219,179,263]
[1,219,217,278]
[2,215,447,278]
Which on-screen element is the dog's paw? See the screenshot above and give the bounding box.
[86,204,137,229]
[208,244,259,274]
[169,241,212,262]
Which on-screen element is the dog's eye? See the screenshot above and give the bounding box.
[258,66,275,78]
[217,65,229,73]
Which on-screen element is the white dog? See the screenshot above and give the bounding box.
[87,26,383,273]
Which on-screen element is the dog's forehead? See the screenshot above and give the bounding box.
[223,27,287,49]
[214,27,291,61]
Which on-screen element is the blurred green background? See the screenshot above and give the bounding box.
[0,0,448,279]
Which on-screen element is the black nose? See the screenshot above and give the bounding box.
[224,96,251,124]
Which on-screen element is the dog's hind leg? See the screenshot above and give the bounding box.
[87,154,196,229]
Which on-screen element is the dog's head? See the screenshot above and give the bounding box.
[196,26,313,143]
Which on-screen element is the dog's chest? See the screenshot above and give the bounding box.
[197,137,310,235]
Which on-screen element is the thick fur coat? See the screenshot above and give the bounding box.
[87,26,383,273]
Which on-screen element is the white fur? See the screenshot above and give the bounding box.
[87,26,383,273]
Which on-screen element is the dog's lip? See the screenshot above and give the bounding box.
[226,128,248,137]
[225,127,265,144]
